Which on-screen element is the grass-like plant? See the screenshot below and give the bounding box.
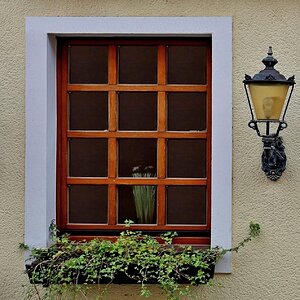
[22,221,260,300]
[132,166,156,224]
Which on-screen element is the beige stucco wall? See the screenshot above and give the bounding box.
[0,0,300,299]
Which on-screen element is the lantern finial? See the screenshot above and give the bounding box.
[262,46,278,68]
[267,46,273,56]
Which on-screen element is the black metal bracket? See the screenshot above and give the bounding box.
[261,136,286,181]
[248,120,287,138]
[248,120,287,180]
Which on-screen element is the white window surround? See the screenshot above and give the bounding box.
[25,17,232,273]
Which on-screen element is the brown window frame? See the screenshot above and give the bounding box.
[57,38,212,245]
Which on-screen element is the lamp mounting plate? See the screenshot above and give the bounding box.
[261,136,286,181]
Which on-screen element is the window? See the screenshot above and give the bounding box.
[57,38,211,245]
[25,17,232,272]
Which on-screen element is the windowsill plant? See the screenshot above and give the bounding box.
[132,165,156,224]
[22,221,260,300]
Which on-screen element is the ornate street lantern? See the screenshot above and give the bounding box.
[243,47,295,180]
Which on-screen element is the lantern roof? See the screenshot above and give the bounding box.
[243,47,295,85]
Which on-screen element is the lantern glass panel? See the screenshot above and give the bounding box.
[249,84,289,120]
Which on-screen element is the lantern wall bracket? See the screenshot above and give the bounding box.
[248,120,287,181]
[248,119,287,138]
[261,135,286,181]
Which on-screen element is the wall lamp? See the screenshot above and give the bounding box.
[243,47,295,180]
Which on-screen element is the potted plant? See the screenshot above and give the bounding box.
[22,221,260,300]
[132,166,156,224]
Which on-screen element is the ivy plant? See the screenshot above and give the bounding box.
[22,221,260,300]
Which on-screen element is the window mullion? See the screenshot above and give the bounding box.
[108,45,117,132]
[158,45,166,85]
[158,92,166,132]
[108,185,117,225]
[109,92,117,132]
[108,45,117,84]
[157,185,166,226]
[108,45,118,225]
[157,45,167,226]
[108,138,117,178]
[157,138,166,178]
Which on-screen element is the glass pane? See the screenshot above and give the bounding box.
[167,139,206,178]
[167,92,206,131]
[118,92,157,130]
[69,92,108,130]
[118,185,157,224]
[119,46,157,84]
[69,139,107,177]
[69,45,108,84]
[69,185,108,223]
[118,139,157,177]
[167,186,206,224]
[168,46,207,84]
[249,84,289,120]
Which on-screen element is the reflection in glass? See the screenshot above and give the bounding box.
[69,92,108,130]
[167,92,206,131]
[118,92,157,131]
[118,139,157,177]
[168,46,207,84]
[167,186,206,224]
[167,139,206,178]
[69,185,108,223]
[119,46,157,84]
[69,138,107,177]
[69,46,108,84]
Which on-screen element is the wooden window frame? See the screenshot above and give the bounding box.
[57,38,212,245]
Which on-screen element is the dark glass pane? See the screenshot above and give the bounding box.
[168,46,207,84]
[119,46,157,84]
[118,92,157,131]
[118,185,157,224]
[167,186,206,224]
[167,93,206,131]
[69,185,108,223]
[69,92,108,130]
[167,139,206,178]
[118,139,157,177]
[69,139,107,177]
[69,46,108,84]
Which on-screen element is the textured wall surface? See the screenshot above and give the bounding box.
[0,0,300,299]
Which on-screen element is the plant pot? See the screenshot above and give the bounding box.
[25,260,215,286]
